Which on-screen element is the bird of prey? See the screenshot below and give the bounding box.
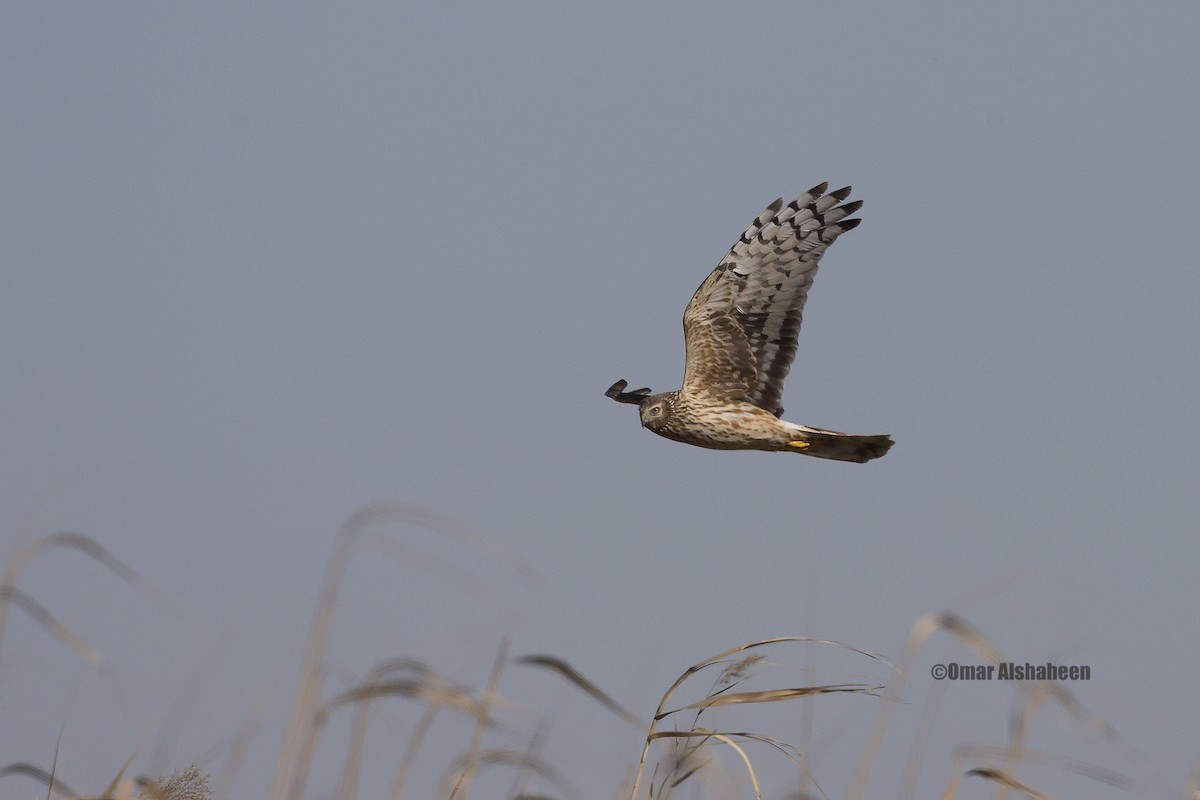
[606,183,893,463]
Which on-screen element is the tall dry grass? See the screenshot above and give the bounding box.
[1,505,1189,799]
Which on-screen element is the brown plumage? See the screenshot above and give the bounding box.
[606,183,893,464]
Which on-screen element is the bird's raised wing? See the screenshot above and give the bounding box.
[680,183,862,417]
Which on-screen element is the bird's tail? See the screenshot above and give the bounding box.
[784,425,894,463]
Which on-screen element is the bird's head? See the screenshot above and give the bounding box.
[606,380,677,431]
[637,393,675,431]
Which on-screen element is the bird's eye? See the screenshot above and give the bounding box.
[651,405,663,416]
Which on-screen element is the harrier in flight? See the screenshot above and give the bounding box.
[606,183,892,463]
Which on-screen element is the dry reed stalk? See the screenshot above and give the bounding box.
[854,612,1144,800]
[650,732,763,800]
[0,762,77,799]
[267,503,477,800]
[455,639,508,800]
[440,748,577,800]
[515,655,642,727]
[963,766,1050,799]
[850,612,1001,800]
[213,687,271,800]
[0,532,137,693]
[629,636,887,800]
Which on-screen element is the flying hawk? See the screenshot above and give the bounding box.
[606,183,892,463]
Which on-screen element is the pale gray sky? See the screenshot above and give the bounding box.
[2,3,1198,798]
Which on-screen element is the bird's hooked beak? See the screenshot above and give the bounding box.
[605,379,651,405]
[637,403,654,427]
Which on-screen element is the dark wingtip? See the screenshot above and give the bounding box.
[605,379,652,405]
[838,199,864,215]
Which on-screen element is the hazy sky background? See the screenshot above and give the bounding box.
[3,3,1197,798]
